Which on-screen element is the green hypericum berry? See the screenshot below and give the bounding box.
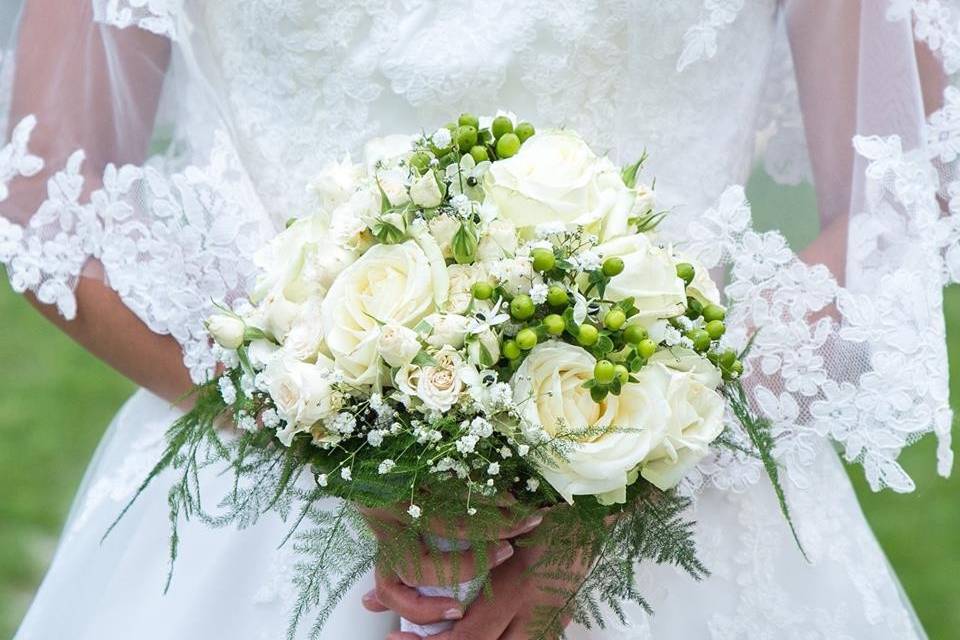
[702,304,726,323]
[458,113,480,129]
[676,262,695,286]
[590,386,608,403]
[515,121,535,142]
[719,349,737,369]
[503,340,522,360]
[531,248,556,273]
[469,145,490,164]
[410,151,431,173]
[731,360,744,376]
[614,364,629,385]
[492,115,514,139]
[456,125,478,149]
[623,324,647,345]
[547,285,569,308]
[594,360,616,384]
[685,297,703,320]
[602,256,625,277]
[577,324,599,346]
[516,328,538,351]
[687,328,711,353]
[637,338,657,359]
[544,314,565,336]
[510,294,536,320]
[705,320,725,340]
[604,309,626,331]
[472,281,493,300]
[496,133,521,158]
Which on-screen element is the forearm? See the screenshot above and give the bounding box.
[25,264,193,405]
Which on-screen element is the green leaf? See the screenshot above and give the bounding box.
[595,335,615,355]
[412,350,437,367]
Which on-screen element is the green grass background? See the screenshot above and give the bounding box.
[0,174,957,638]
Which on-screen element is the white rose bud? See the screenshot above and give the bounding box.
[467,329,500,367]
[428,214,460,259]
[207,314,245,350]
[377,323,422,368]
[424,313,471,348]
[594,234,686,321]
[410,171,444,209]
[377,167,411,207]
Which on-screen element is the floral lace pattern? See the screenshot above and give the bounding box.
[889,0,960,73]
[0,119,273,381]
[677,0,747,72]
[92,0,182,39]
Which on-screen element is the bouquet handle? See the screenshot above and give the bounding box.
[398,537,483,637]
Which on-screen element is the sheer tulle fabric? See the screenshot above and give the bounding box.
[1,1,957,638]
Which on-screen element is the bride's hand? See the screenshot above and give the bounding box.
[382,542,589,640]
[359,505,544,626]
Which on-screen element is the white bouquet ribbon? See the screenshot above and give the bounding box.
[399,536,484,637]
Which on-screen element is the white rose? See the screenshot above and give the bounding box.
[477,219,518,261]
[649,347,722,388]
[483,130,631,233]
[395,346,464,412]
[467,329,500,367]
[376,167,411,207]
[446,263,489,314]
[282,302,326,362]
[638,363,725,491]
[251,290,303,342]
[321,241,436,385]
[428,214,460,259]
[207,314,245,350]
[424,313,471,348]
[264,357,339,446]
[511,342,672,504]
[601,182,656,242]
[253,214,341,303]
[488,256,540,297]
[411,171,444,209]
[364,134,415,172]
[329,186,382,248]
[594,234,686,321]
[674,251,722,308]
[377,323,422,368]
[308,155,364,213]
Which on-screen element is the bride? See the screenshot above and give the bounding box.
[2,1,956,638]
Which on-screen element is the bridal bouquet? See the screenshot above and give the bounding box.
[114,112,796,638]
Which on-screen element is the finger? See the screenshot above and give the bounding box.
[374,571,464,625]
[397,540,514,586]
[360,588,389,613]
[425,558,528,640]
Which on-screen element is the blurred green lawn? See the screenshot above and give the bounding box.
[0,177,958,638]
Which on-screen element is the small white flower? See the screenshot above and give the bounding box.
[526,478,540,492]
[529,282,549,305]
[332,412,357,435]
[367,430,385,447]
[218,376,238,405]
[407,504,422,519]
[261,409,280,428]
[432,128,452,149]
[535,222,567,238]
[450,194,471,215]
[573,250,602,272]
[500,446,513,459]
[456,434,480,454]
[340,467,352,481]
[486,479,494,487]
[378,459,396,474]
[467,507,477,516]
[369,393,384,413]
[236,412,257,432]
[317,474,329,487]
[487,462,501,475]
[518,444,530,456]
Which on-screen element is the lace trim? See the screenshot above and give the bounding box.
[91,0,183,40]
[889,0,960,73]
[677,0,746,72]
[0,115,272,382]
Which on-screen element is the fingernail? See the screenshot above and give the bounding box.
[519,514,544,532]
[443,608,464,620]
[495,542,515,564]
[362,589,378,604]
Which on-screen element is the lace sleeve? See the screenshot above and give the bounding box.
[0,1,269,382]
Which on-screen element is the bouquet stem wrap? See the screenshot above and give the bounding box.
[399,536,484,637]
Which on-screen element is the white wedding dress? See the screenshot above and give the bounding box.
[3,1,958,638]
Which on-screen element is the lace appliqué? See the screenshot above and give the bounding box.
[92,0,183,40]
[677,0,746,72]
[0,115,271,382]
[888,0,960,73]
